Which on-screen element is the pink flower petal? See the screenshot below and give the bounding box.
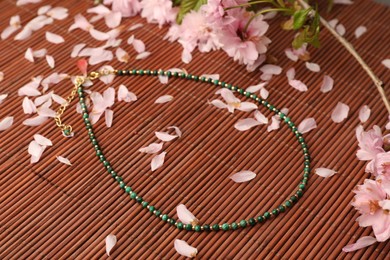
[69,14,92,31]
[128,23,143,31]
[14,27,32,40]
[71,43,86,58]
[89,28,110,41]
[334,0,353,4]
[285,49,298,62]
[18,84,41,96]
[37,107,56,118]
[229,170,256,183]
[359,105,371,123]
[176,204,198,225]
[155,131,177,142]
[16,0,41,6]
[174,239,197,258]
[46,31,64,44]
[127,35,135,44]
[355,26,367,39]
[342,236,376,252]
[118,85,137,102]
[209,99,227,109]
[56,156,72,165]
[132,38,145,53]
[220,89,240,105]
[286,67,296,81]
[23,97,37,114]
[115,47,129,63]
[336,24,346,36]
[181,49,192,64]
[46,55,55,68]
[151,151,166,171]
[1,25,20,40]
[155,95,173,104]
[105,11,122,28]
[246,82,267,93]
[23,116,48,126]
[25,48,34,62]
[167,126,182,138]
[260,88,269,99]
[254,110,268,124]
[99,66,115,84]
[267,116,280,132]
[260,64,282,75]
[237,102,258,112]
[328,18,339,28]
[89,49,113,65]
[139,143,163,154]
[234,118,262,131]
[47,7,69,20]
[105,109,114,127]
[298,118,317,134]
[135,51,151,60]
[331,102,349,123]
[320,75,334,93]
[34,134,52,146]
[0,116,14,131]
[315,167,337,178]
[289,79,308,92]
[28,140,45,163]
[77,59,88,75]
[33,48,47,58]
[305,62,321,72]
[105,234,117,256]
[103,87,115,107]
[382,59,390,69]
[0,93,7,103]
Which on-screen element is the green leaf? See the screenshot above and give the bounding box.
[292,8,311,30]
[176,0,207,24]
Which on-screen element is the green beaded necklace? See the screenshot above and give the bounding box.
[54,68,310,232]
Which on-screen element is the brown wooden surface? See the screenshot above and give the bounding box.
[0,0,390,259]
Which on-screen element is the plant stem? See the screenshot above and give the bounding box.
[297,0,390,114]
[224,0,275,11]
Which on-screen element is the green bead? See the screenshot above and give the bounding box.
[203,224,210,231]
[248,218,256,226]
[222,223,230,231]
[278,205,286,212]
[119,182,125,189]
[245,92,251,97]
[263,212,271,219]
[285,201,292,207]
[141,201,148,208]
[213,79,219,85]
[299,184,305,190]
[231,222,238,230]
[239,220,247,227]
[297,190,303,197]
[125,186,132,193]
[177,222,183,230]
[194,225,201,232]
[136,196,143,203]
[169,219,175,225]
[149,206,155,212]
[212,224,220,231]
[272,209,279,216]
[257,216,264,223]
[185,224,193,231]
[291,195,298,202]
[117,70,123,75]
[162,214,168,221]
[155,210,161,216]
[130,192,136,199]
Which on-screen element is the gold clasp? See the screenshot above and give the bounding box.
[88,71,100,80]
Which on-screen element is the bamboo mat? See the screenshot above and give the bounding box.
[0,0,389,259]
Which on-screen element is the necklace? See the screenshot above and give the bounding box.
[54,68,310,232]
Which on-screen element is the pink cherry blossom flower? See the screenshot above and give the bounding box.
[351,179,390,242]
[109,0,141,17]
[219,12,271,66]
[375,152,390,181]
[356,125,384,174]
[200,0,225,26]
[141,0,177,28]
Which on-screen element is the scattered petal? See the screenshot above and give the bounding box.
[132,38,145,53]
[174,239,197,258]
[34,134,52,146]
[56,156,72,166]
[328,18,339,28]
[167,126,182,138]
[176,204,198,225]
[105,11,122,28]
[89,49,113,65]
[46,55,55,68]
[14,27,32,41]
[16,0,41,6]
[336,24,346,36]
[298,118,317,133]
[33,48,47,58]
[209,99,227,109]
[23,116,48,126]
[331,102,349,123]
[155,131,177,142]
[37,107,56,118]
[47,7,69,20]
[234,118,262,131]
[155,95,173,104]
[286,67,296,81]
[359,105,370,123]
[0,72,4,82]
[229,170,256,183]
[139,143,163,154]
[118,85,137,102]
[267,116,280,132]
[115,47,129,62]
[71,43,86,58]
[260,88,269,99]
[105,234,117,256]
[320,75,334,93]
[238,102,258,112]
[181,49,192,64]
[285,49,298,62]
[305,62,320,72]
[23,97,37,114]
[0,93,7,104]
[25,48,34,62]
[77,59,88,75]
[260,64,282,75]
[315,167,337,178]
[289,79,308,92]
[69,14,92,31]
[342,236,376,252]
[105,109,114,127]
[28,140,45,163]
[334,0,354,4]
[128,23,143,31]
[382,59,390,69]
[46,31,64,44]
[246,82,267,93]
[254,110,268,124]
[355,26,367,39]
[135,51,151,60]
[89,28,110,41]
[151,151,166,171]
[0,116,14,131]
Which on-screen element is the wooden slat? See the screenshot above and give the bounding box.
[0,0,389,258]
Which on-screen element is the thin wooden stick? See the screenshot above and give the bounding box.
[298,0,390,114]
